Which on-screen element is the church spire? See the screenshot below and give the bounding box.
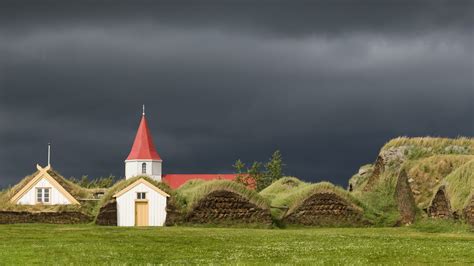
[125,107,162,161]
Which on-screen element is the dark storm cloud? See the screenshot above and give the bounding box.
[0,0,473,187]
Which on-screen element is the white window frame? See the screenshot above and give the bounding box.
[141,163,147,174]
[36,187,51,204]
[136,192,147,200]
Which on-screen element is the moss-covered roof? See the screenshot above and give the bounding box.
[0,168,96,214]
[177,179,270,211]
[259,176,309,204]
[432,160,474,212]
[382,137,474,154]
[98,176,174,207]
[402,155,474,209]
[348,164,374,193]
[282,182,364,213]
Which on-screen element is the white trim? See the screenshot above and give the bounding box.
[125,159,163,163]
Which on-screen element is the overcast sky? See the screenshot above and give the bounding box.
[0,1,473,188]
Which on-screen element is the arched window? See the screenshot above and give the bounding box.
[141,163,147,174]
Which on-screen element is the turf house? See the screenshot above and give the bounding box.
[10,164,79,206]
[113,178,169,226]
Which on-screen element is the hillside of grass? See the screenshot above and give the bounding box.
[177,179,270,211]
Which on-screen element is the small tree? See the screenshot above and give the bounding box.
[248,161,264,191]
[233,159,248,185]
[232,150,285,191]
[264,150,284,185]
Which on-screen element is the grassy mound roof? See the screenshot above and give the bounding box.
[348,164,374,193]
[259,178,378,222]
[402,155,474,208]
[177,179,270,211]
[356,137,473,222]
[0,168,95,213]
[98,176,175,207]
[283,182,366,215]
[259,176,309,203]
[382,137,474,155]
[432,160,474,212]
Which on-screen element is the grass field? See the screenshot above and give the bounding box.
[0,224,473,264]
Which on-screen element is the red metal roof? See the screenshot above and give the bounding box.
[162,174,239,189]
[126,115,162,161]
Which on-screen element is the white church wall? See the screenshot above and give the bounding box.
[116,182,167,226]
[151,161,162,179]
[17,177,72,205]
[125,160,162,181]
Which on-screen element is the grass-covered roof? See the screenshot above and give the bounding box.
[0,168,96,213]
[177,179,270,211]
[259,176,309,204]
[259,178,378,222]
[98,176,175,207]
[382,137,474,154]
[348,164,374,193]
[402,155,474,208]
[354,137,474,224]
[283,182,366,214]
[431,160,474,212]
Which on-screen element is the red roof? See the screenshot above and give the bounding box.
[162,174,239,189]
[126,115,162,161]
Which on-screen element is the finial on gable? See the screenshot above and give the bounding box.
[142,104,145,116]
[36,164,51,172]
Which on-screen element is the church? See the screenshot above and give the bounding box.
[124,106,239,189]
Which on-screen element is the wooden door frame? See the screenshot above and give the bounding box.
[135,200,149,226]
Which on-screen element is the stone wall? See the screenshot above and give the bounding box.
[283,192,369,226]
[395,170,417,225]
[427,186,452,219]
[0,211,92,224]
[165,201,183,226]
[363,146,409,192]
[95,200,117,226]
[363,155,384,191]
[185,190,272,224]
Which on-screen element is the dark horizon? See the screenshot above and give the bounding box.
[1,1,473,188]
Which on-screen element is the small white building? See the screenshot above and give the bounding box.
[113,178,169,226]
[10,164,79,205]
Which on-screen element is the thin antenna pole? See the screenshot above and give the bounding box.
[47,142,51,166]
[142,104,145,116]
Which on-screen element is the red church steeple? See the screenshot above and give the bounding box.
[126,106,162,161]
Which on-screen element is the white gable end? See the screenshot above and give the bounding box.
[17,176,72,205]
[116,182,167,226]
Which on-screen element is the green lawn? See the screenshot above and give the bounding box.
[0,224,473,264]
